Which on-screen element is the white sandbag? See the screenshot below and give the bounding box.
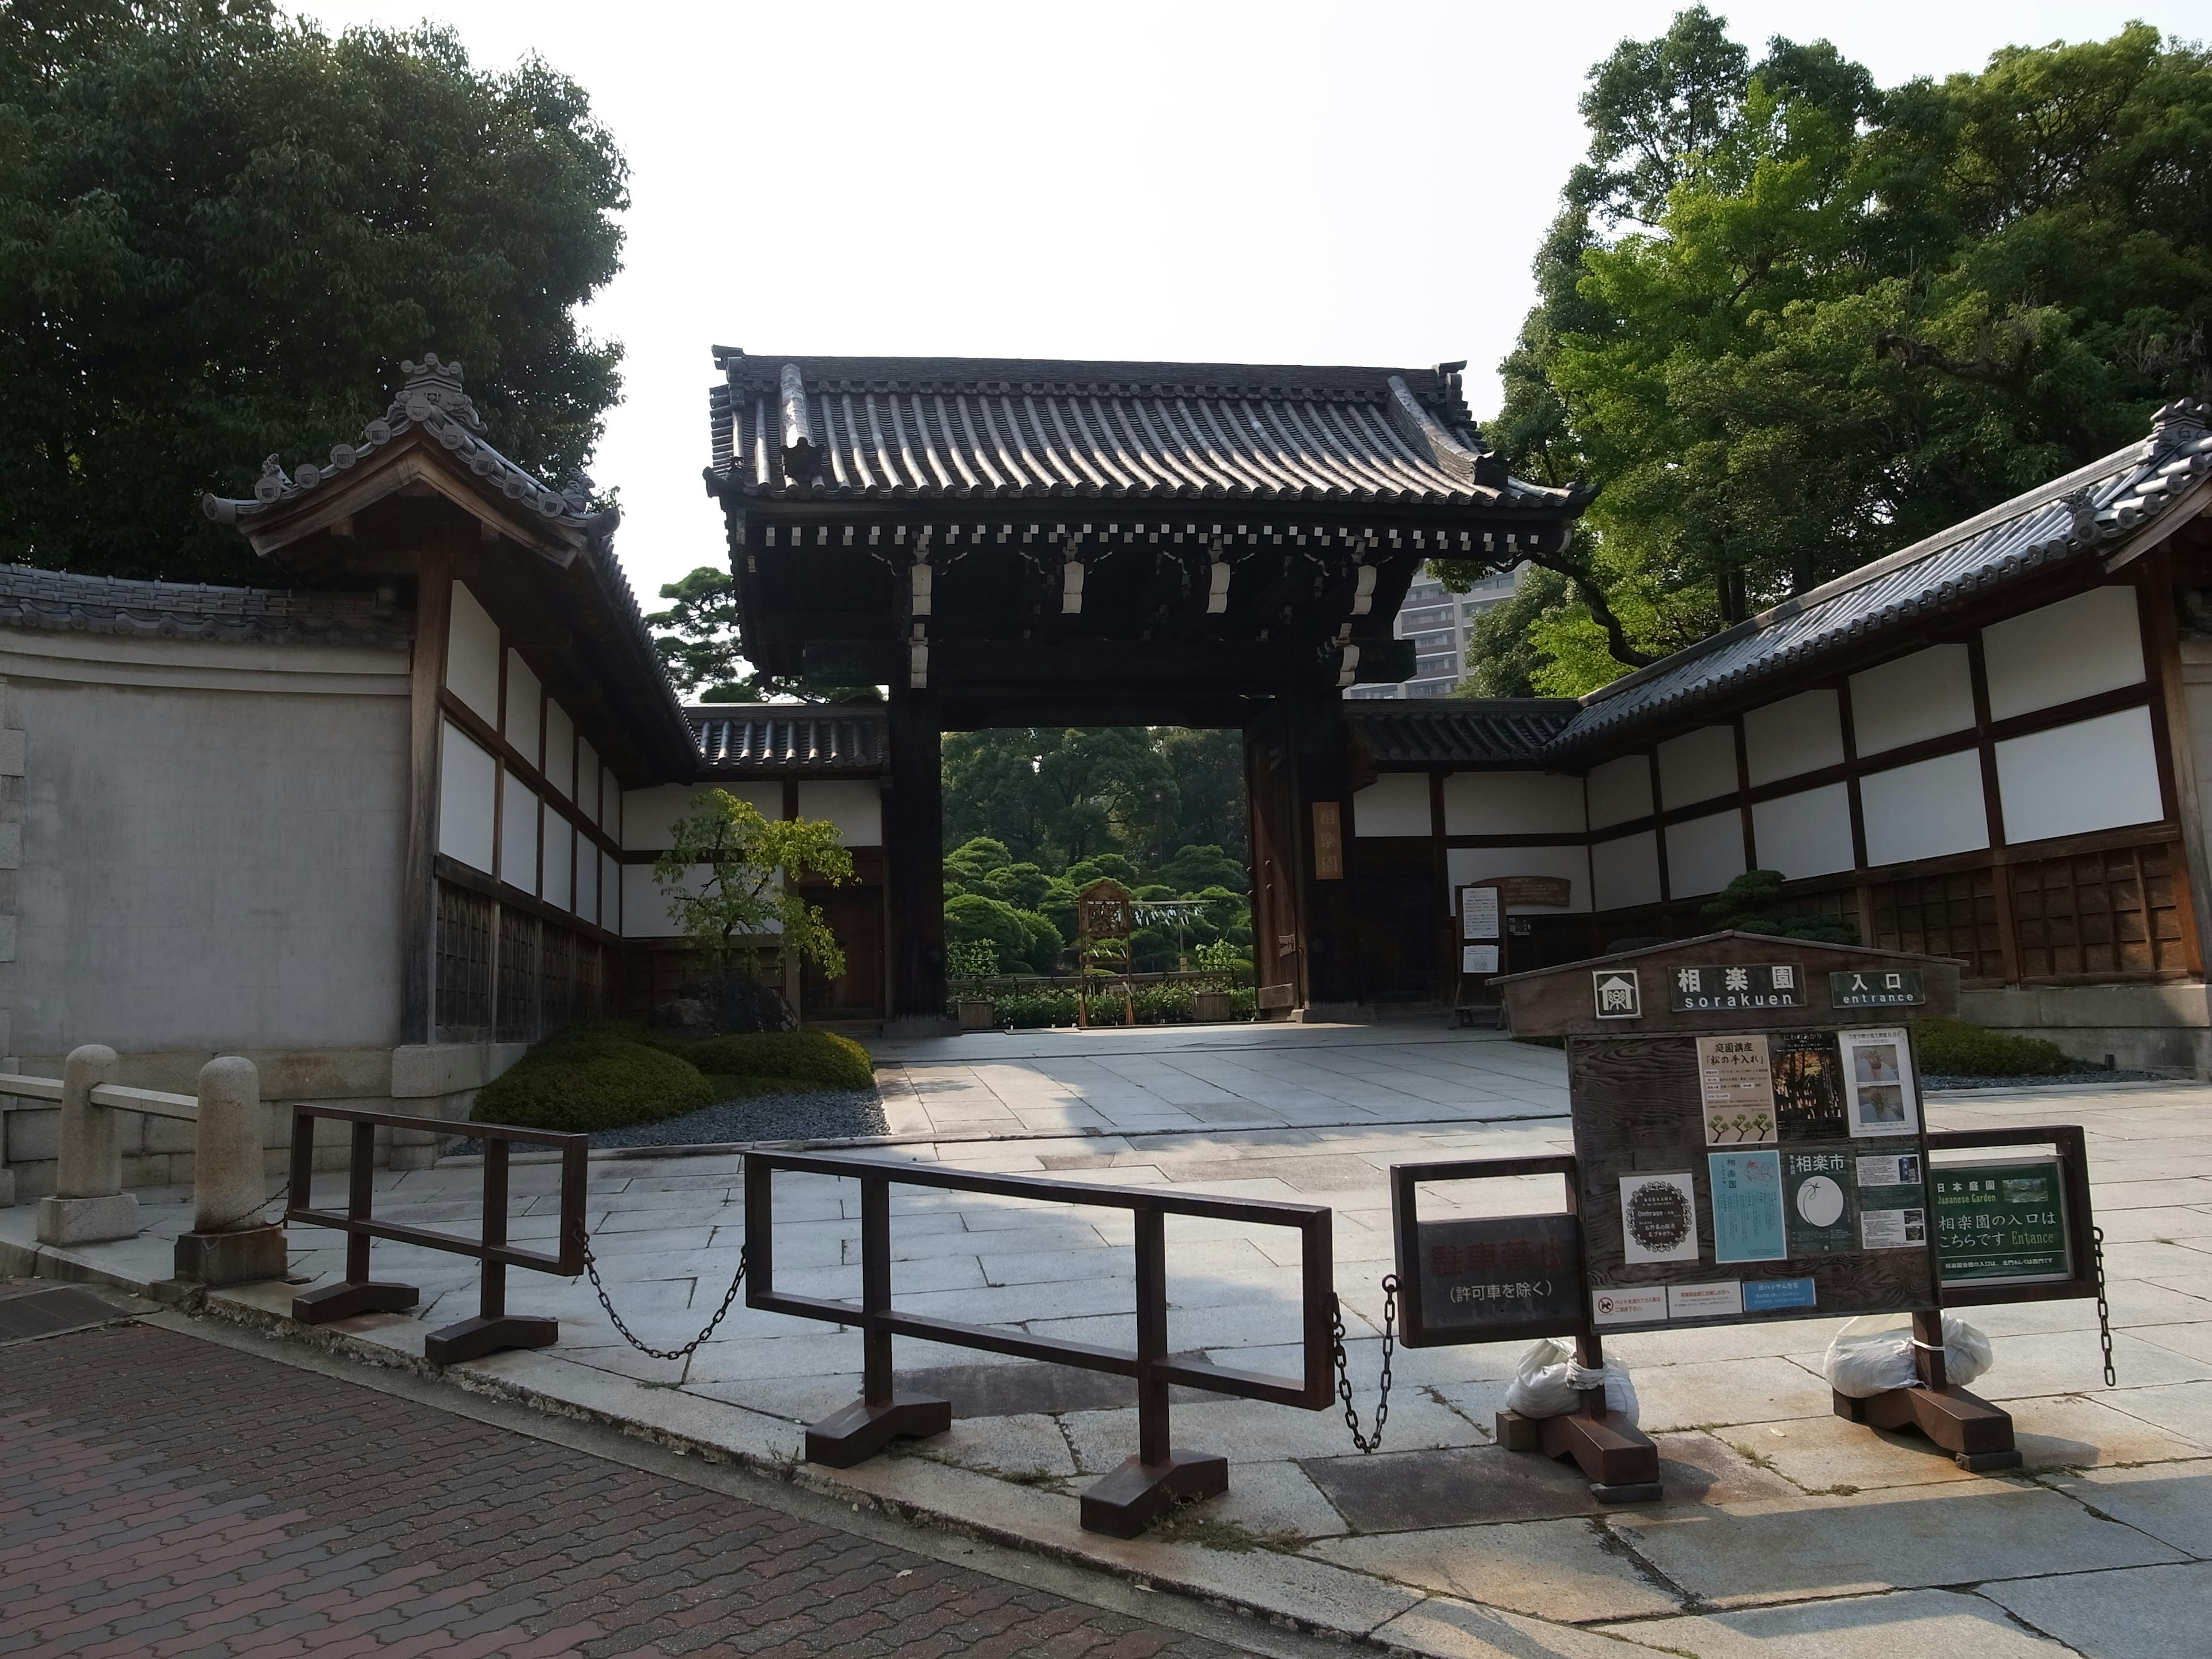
[1823,1313,1994,1399]
[1503,1338,1641,1425]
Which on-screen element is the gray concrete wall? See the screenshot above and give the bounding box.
[1959,982,2212,1077]
[0,628,410,1058]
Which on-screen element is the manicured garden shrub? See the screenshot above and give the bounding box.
[675,1029,875,1090]
[472,1027,715,1133]
[1908,1016,2074,1078]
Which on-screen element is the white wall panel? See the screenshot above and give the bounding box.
[502,649,540,763]
[1751,782,1855,879]
[576,839,600,926]
[1744,690,1844,786]
[444,583,501,724]
[499,771,538,893]
[799,779,884,846]
[1442,771,1586,835]
[1665,809,1746,897]
[1586,754,1653,829]
[601,767,619,830]
[577,738,599,821]
[543,700,575,800]
[1353,774,1431,836]
[1590,832,1661,910]
[1445,844,1592,912]
[436,721,496,874]
[1850,645,1974,756]
[622,861,691,937]
[542,812,574,911]
[622,781,780,849]
[1657,726,1738,809]
[1861,749,1988,866]
[1983,586,2143,722]
[1997,706,2164,845]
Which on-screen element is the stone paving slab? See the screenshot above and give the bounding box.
[6,1028,2212,1654]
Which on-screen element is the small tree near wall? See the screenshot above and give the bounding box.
[654,790,854,991]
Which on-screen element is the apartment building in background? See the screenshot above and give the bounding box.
[1348,566,1521,699]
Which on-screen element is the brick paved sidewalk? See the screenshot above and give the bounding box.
[1,1321,1257,1659]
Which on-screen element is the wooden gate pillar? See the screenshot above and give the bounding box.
[1288,689,1362,1014]
[886,687,951,1032]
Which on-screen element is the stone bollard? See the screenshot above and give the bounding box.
[172,1057,288,1287]
[35,1044,139,1245]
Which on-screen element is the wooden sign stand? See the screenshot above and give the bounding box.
[1833,1308,2019,1471]
[1492,1330,1661,1499]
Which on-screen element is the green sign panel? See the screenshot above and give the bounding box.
[1933,1157,2071,1286]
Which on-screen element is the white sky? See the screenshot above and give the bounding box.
[296,1,2190,606]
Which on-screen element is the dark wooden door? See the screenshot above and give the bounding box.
[1353,839,1441,1003]
[803,884,886,1016]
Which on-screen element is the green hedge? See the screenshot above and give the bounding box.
[669,1029,875,1090]
[986,983,1254,1029]
[472,1027,715,1134]
[1909,1016,2075,1078]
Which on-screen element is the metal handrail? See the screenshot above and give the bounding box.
[283,1104,588,1365]
[743,1148,1334,1536]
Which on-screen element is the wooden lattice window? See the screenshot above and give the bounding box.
[435,883,493,1038]
[1870,870,2004,980]
[2012,843,2188,980]
[540,925,578,1033]
[496,908,541,1043]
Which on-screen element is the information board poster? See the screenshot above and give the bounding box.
[1461,886,1501,942]
[1570,1024,1937,1331]
[1934,1157,2072,1286]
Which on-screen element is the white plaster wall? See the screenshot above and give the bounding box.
[798,779,885,846]
[1586,753,1653,829]
[1751,782,1855,879]
[438,722,496,874]
[1744,689,1843,786]
[1850,644,1975,756]
[577,840,600,926]
[1983,586,2143,722]
[622,782,779,849]
[600,767,619,831]
[1591,831,1661,910]
[503,648,540,763]
[1353,774,1430,837]
[1665,809,1745,897]
[6,639,408,1051]
[445,583,500,724]
[1861,749,1988,866]
[499,771,537,892]
[1442,771,1586,835]
[1657,725,1738,809]
[578,738,600,820]
[543,812,574,911]
[544,699,575,801]
[1996,706,2164,845]
[1444,845,1592,912]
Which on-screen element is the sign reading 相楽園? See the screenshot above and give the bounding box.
[1666,963,1805,1012]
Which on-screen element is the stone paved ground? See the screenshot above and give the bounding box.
[6,1024,2211,1656]
[0,1318,1271,1659]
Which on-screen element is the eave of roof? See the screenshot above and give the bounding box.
[0,564,411,649]
[1546,400,2212,759]
[686,703,887,774]
[704,348,1589,514]
[1346,699,1580,767]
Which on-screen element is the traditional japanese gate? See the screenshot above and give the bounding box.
[702,351,1589,1026]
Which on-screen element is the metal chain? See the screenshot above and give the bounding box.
[1331,1274,1398,1455]
[2092,1225,2117,1388]
[585,1243,749,1362]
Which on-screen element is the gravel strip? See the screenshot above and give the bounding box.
[1923,1070,2162,1090]
[444,1086,889,1157]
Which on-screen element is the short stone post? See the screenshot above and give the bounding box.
[173,1057,288,1286]
[35,1044,139,1245]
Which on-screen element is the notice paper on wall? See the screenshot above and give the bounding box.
[1462,944,1501,974]
[1698,1035,1777,1144]
[1708,1150,1789,1263]
[1619,1172,1701,1264]
[1861,1207,1928,1249]
[1840,1027,1921,1138]
[1461,885,1501,941]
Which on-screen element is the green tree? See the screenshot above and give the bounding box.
[941,728,1177,870]
[0,1,628,582]
[645,566,882,702]
[1444,12,2212,694]
[653,789,853,983]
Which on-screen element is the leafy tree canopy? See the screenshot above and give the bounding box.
[1443,10,2212,695]
[653,789,853,982]
[646,565,882,703]
[942,726,1245,874]
[0,0,630,583]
